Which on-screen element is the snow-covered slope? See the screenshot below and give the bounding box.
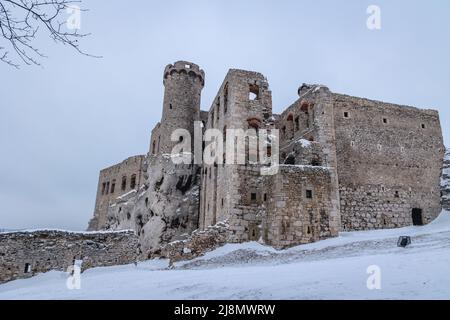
[1,211,450,300]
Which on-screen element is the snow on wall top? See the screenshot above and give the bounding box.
[0,228,135,235]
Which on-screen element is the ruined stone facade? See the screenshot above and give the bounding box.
[0,230,139,284]
[89,60,445,255]
[88,155,145,231]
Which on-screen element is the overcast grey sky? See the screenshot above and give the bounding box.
[1,0,449,230]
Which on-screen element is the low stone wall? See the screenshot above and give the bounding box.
[0,230,139,284]
[159,221,230,264]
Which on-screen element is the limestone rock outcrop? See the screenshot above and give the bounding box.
[105,155,201,257]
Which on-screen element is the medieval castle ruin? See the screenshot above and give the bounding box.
[87,60,445,257]
[1,60,447,283]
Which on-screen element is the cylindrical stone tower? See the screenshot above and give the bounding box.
[158,60,205,155]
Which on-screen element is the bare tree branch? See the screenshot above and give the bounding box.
[0,0,99,68]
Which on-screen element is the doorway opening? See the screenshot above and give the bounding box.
[412,208,423,226]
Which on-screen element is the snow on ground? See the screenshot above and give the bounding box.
[1,212,450,300]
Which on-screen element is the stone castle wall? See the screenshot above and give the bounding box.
[276,84,341,236]
[88,155,145,231]
[0,230,138,284]
[88,60,445,258]
[4,61,445,283]
[333,93,444,230]
[264,165,336,249]
[199,69,273,243]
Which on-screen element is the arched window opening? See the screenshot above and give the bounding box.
[286,113,294,139]
[121,176,127,191]
[110,180,116,194]
[247,118,261,131]
[267,146,272,157]
[130,174,137,189]
[301,102,309,113]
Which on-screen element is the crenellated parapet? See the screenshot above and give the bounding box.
[163,61,205,87]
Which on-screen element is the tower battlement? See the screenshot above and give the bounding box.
[163,61,205,87]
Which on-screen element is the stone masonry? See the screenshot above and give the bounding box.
[88,155,145,231]
[0,230,139,284]
[88,60,445,256]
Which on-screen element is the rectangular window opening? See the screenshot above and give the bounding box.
[249,84,260,101]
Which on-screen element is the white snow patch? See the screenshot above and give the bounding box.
[1,212,450,299]
[116,189,137,200]
[297,138,312,148]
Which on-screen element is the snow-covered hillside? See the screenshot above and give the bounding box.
[1,211,450,300]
